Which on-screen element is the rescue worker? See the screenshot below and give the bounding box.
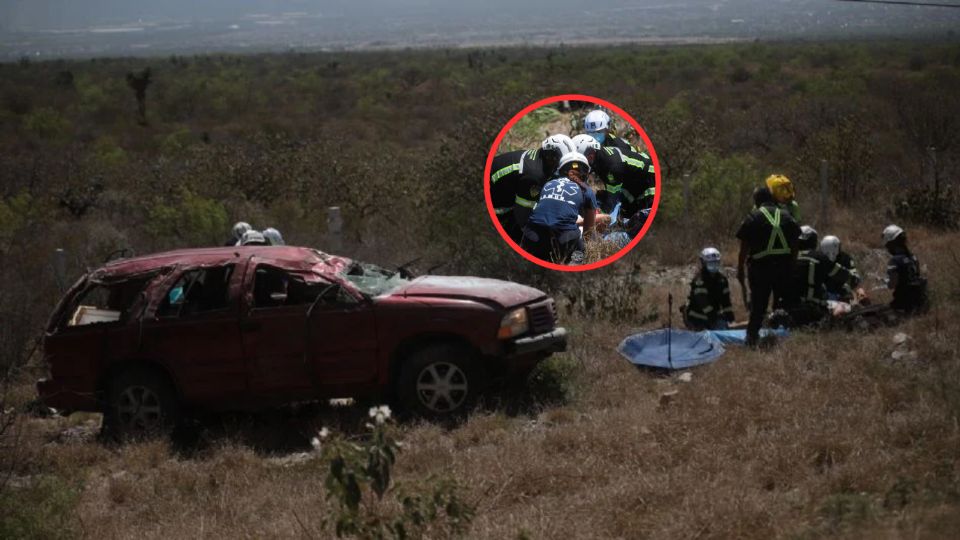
[263,227,285,246]
[883,224,928,314]
[225,221,251,246]
[683,247,735,331]
[239,230,268,246]
[783,226,854,326]
[583,109,639,154]
[736,187,801,347]
[490,135,573,243]
[820,235,864,302]
[572,133,655,232]
[521,152,598,264]
[765,174,801,221]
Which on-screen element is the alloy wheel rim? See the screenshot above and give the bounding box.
[116,385,163,431]
[415,362,468,412]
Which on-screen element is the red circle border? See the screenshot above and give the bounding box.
[483,94,662,272]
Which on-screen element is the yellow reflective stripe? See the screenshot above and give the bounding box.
[494,207,512,215]
[643,187,656,198]
[701,305,714,314]
[604,148,615,155]
[515,196,536,209]
[647,165,656,173]
[622,155,647,170]
[492,163,520,183]
[799,254,818,301]
[752,207,791,259]
[828,264,841,277]
[720,307,734,314]
[605,183,623,193]
[688,311,709,320]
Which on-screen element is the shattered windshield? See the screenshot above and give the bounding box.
[341,261,410,297]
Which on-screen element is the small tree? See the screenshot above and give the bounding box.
[125,68,152,125]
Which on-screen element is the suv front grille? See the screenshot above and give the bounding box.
[527,299,556,335]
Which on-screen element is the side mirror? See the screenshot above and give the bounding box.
[269,292,288,303]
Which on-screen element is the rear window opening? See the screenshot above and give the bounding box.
[63,277,151,329]
[157,265,235,318]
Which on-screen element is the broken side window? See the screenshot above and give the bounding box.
[252,265,349,308]
[64,278,150,328]
[157,265,235,318]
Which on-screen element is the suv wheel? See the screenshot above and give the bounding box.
[398,343,484,419]
[103,366,180,440]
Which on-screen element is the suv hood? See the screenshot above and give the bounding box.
[389,276,545,308]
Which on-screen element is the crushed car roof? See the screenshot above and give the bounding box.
[92,246,350,279]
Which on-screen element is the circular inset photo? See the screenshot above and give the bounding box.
[484,94,660,271]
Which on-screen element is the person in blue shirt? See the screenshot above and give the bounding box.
[521,152,598,265]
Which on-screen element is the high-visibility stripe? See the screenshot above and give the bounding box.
[492,163,520,183]
[701,305,714,313]
[720,307,733,314]
[647,165,656,173]
[494,207,512,215]
[688,311,709,320]
[605,184,623,194]
[622,155,648,170]
[515,196,536,209]
[751,207,791,260]
[693,288,709,295]
[643,187,656,198]
[622,189,636,203]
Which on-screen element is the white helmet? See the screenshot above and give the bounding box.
[239,230,268,246]
[584,110,610,132]
[820,235,840,261]
[558,152,590,174]
[232,221,252,240]
[263,227,285,246]
[882,224,904,244]
[700,247,722,273]
[800,225,818,242]
[571,134,601,156]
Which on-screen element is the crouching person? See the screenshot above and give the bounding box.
[883,224,928,314]
[683,247,735,330]
[783,226,854,326]
[521,152,598,265]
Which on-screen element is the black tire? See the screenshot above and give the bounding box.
[397,343,484,419]
[102,365,181,441]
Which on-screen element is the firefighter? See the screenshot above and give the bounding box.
[583,109,639,154]
[572,133,655,232]
[883,224,928,314]
[239,230,269,246]
[783,226,854,326]
[765,174,801,221]
[263,227,285,246]
[820,235,865,303]
[521,152,598,265]
[226,221,251,246]
[683,247,735,331]
[736,187,801,347]
[490,135,574,243]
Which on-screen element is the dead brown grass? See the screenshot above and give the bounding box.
[4,220,959,539]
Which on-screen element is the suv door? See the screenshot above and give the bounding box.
[305,281,379,393]
[139,264,245,408]
[240,264,320,400]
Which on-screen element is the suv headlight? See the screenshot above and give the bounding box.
[498,307,529,339]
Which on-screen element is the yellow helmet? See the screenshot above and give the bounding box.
[765,174,795,204]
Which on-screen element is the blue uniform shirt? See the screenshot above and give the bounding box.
[528,177,598,231]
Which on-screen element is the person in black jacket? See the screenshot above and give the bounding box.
[882,224,928,314]
[782,226,854,326]
[572,134,655,234]
[490,135,572,242]
[683,247,735,330]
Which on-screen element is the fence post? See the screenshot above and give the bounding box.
[683,173,691,216]
[819,159,829,228]
[53,248,66,292]
[327,206,343,253]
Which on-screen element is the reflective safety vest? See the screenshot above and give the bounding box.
[751,207,791,260]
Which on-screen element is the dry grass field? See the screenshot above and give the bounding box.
[3,212,958,540]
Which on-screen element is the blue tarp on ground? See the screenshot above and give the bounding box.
[708,328,790,345]
[618,328,726,370]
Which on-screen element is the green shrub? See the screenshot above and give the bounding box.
[0,476,81,539]
[145,189,229,248]
[527,354,580,407]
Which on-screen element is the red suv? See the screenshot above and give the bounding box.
[37,246,566,435]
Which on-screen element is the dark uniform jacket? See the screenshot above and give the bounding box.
[685,270,735,330]
[788,249,853,308]
[604,133,640,154]
[490,149,553,225]
[592,147,656,215]
[887,251,927,313]
[824,251,861,300]
[735,204,801,266]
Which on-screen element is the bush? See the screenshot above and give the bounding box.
[526,354,580,407]
[0,476,80,539]
[145,189,229,248]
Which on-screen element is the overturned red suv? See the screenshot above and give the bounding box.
[38,246,566,435]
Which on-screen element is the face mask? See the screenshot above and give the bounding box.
[589,131,606,145]
[705,261,721,273]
